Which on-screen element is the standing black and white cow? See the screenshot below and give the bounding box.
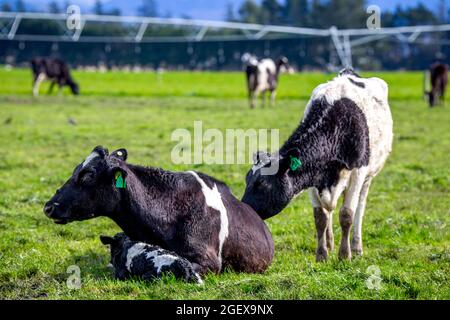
[31,57,79,97]
[242,69,393,262]
[243,54,289,108]
[43,146,274,277]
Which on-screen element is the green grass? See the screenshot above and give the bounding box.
[0,68,448,299]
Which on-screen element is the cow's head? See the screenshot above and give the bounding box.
[242,148,301,220]
[276,56,289,71]
[425,90,436,107]
[43,146,128,224]
[100,233,129,280]
[69,81,80,95]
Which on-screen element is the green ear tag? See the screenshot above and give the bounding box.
[115,172,126,189]
[290,156,302,171]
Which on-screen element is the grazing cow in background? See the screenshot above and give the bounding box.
[44,146,274,277]
[425,62,448,107]
[242,53,289,108]
[31,57,79,97]
[242,69,393,262]
[100,233,203,284]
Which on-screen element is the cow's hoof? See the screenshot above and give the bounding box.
[316,247,328,262]
[338,248,352,261]
[351,239,363,256]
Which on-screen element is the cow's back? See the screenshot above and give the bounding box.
[219,184,274,273]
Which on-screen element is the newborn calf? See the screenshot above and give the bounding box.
[100,233,203,284]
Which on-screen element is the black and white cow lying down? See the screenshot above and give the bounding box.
[100,233,203,284]
[31,57,79,97]
[44,146,274,277]
[242,69,393,262]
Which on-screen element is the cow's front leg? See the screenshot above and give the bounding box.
[338,207,353,260]
[33,73,46,97]
[270,90,276,107]
[351,177,373,256]
[314,207,329,262]
[310,188,332,261]
[261,91,267,107]
[249,91,255,109]
[48,81,56,95]
[339,170,367,260]
[326,212,334,252]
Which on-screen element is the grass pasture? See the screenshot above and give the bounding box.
[0,68,448,299]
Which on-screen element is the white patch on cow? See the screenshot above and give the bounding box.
[310,169,352,211]
[33,73,47,97]
[343,167,369,212]
[194,273,204,285]
[82,151,99,168]
[188,171,229,267]
[254,58,277,94]
[145,251,179,273]
[258,59,276,74]
[125,243,146,272]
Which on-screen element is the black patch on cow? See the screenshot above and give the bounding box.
[281,97,370,190]
[348,77,365,88]
[245,65,258,91]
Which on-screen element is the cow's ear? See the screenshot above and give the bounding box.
[111,167,128,189]
[111,148,127,161]
[100,235,115,245]
[92,145,109,158]
[279,148,302,174]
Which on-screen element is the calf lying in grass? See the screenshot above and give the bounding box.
[100,233,203,284]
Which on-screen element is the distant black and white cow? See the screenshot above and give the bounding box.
[242,54,289,108]
[242,69,393,262]
[425,62,448,107]
[31,57,79,97]
[100,233,203,283]
[44,146,274,277]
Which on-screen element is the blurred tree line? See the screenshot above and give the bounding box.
[0,0,448,70]
[230,0,446,28]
